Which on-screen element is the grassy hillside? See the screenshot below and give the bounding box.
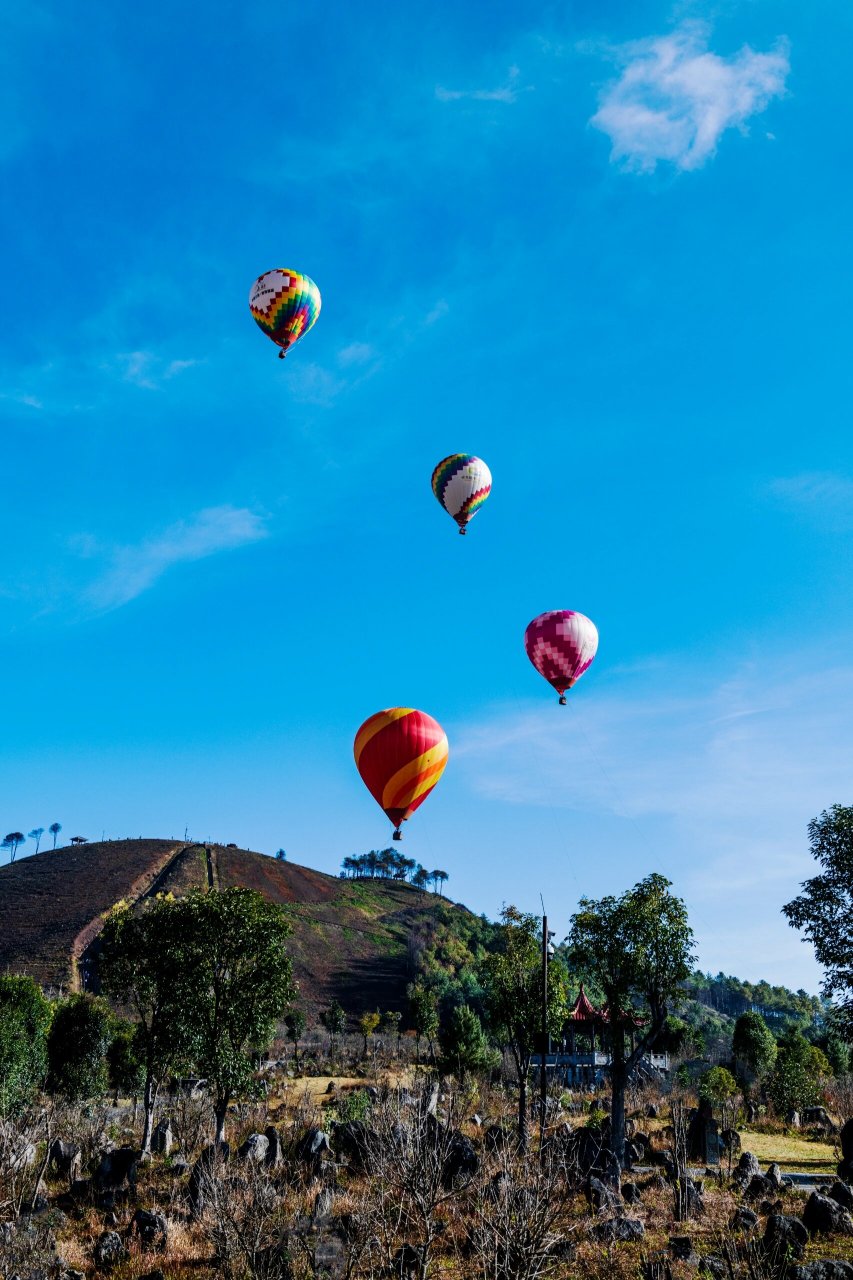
[0,840,465,1016]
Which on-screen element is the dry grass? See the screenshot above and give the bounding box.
[738,1129,837,1172]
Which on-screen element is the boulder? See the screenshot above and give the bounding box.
[744,1174,775,1200]
[484,1122,511,1152]
[700,1258,726,1280]
[93,1146,138,1192]
[151,1120,172,1157]
[745,1101,758,1123]
[442,1131,478,1189]
[312,1186,334,1222]
[587,1176,621,1213]
[763,1214,808,1262]
[668,1236,698,1264]
[49,1140,81,1181]
[645,1103,659,1119]
[593,1217,645,1243]
[93,1231,127,1269]
[721,1128,741,1153]
[788,1266,853,1280]
[802,1192,853,1236]
[730,1206,758,1232]
[264,1125,283,1168]
[787,1109,801,1129]
[297,1127,333,1171]
[733,1151,761,1185]
[238,1133,269,1164]
[130,1209,168,1250]
[622,1181,642,1204]
[188,1143,229,1217]
[803,1108,835,1129]
[831,1182,853,1212]
[766,1162,785,1190]
[392,1244,422,1277]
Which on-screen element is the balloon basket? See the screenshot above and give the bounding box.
[392,829,402,841]
[458,526,467,536]
[559,694,567,706]
[278,350,286,360]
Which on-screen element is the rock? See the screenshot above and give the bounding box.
[730,1206,758,1232]
[470,1113,482,1127]
[238,1133,269,1163]
[93,1146,139,1192]
[645,1103,659,1119]
[326,1081,336,1093]
[587,1176,621,1213]
[188,1143,229,1216]
[130,1209,168,1250]
[593,1217,645,1243]
[392,1244,422,1277]
[676,1177,705,1216]
[49,1139,82,1181]
[668,1236,698,1263]
[766,1162,785,1190]
[139,1272,167,1280]
[763,1214,808,1262]
[264,1125,283,1167]
[787,1109,801,1129]
[802,1192,853,1236]
[93,1231,127,1269]
[622,1181,642,1204]
[625,1140,646,1167]
[831,1182,853,1212]
[170,1158,190,1177]
[297,1127,333,1169]
[804,1108,835,1129]
[759,1199,784,1216]
[699,1258,726,1280]
[312,1186,335,1222]
[733,1151,761,1185]
[151,1119,172,1156]
[746,1102,758,1123]
[744,1173,775,1200]
[331,1122,372,1172]
[720,1128,741,1153]
[484,1122,511,1152]
[788,1266,853,1279]
[442,1131,478,1189]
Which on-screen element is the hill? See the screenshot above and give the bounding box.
[0,839,470,1016]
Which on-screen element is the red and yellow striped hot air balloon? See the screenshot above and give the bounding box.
[353,708,449,840]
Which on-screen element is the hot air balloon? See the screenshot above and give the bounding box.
[249,269,321,358]
[354,708,449,840]
[524,610,598,705]
[431,454,492,535]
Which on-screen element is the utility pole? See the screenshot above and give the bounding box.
[540,913,555,1150]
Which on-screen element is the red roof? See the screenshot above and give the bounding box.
[567,984,607,1023]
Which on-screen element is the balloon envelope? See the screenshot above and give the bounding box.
[431,454,492,533]
[354,708,449,834]
[524,610,598,699]
[249,269,321,356]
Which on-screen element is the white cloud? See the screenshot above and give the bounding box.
[80,505,268,612]
[115,351,200,390]
[436,66,524,105]
[337,342,376,368]
[769,472,853,529]
[591,22,789,172]
[454,655,853,986]
[425,299,449,325]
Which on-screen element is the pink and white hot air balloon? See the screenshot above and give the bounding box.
[524,610,599,705]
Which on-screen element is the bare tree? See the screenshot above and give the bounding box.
[467,1141,570,1280]
[49,822,62,849]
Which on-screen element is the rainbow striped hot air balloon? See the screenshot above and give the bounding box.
[353,708,449,839]
[431,454,492,534]
[249,269,321,359]
[525,610,599,705]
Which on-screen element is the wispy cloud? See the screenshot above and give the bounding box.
[114,351,200,391]
[79,505,269,612]
[454,655,853,984]
[436,65,525,105]
[337,342,377,368]
[769,472,853,530]
[591,22,789,172]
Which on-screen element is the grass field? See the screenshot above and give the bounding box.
[740,1129,837,1172]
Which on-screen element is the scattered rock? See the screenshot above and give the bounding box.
[49,1140,82,1181]
[802,1192,853,1236]
[645,1104,659,1119]
[830,1182,853,1212]
[730,1206,758,1232]
[744,1173,775,1200]
[700,1258,727,1279]
[392,1243,422,1277]
[130,1209,168,1250]
[668,1236,698,1264]
[312,1187,334,1222]
[442,1130,478,1189]
[766,1162,785,1190]
[803,1108,835,1129]
[587,1176,621,1213]
[593,1217,645,1243]
[93,1146,138,1192]
[787,1109,801,1129]
[264,1125,283,1168]
[733,1151,761,1185]
[622,1181,642,1204]
[763,1214,808,1262]
[238,1133,269,1163]
[93,1230,127,1269]
[788,1266,853,1280]
[721,1128,741,1153]
[151,1119,172,1156]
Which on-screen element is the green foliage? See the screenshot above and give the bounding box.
[686,968,821,1027]
[482,907,566,1075]
[383,1010,402,1040]
[732,1011,777,1078]
[175,888,295,1127]
[769,1028,831,1115]
[408,902,496,1014]
[699,1065,738,1106]
[334,1087,371,1124]
[107,1018,145,1098]
[783,806,853,1026]
[439,1004,498,1077]
[285,1009,306,1043]
[359,1010,380,1052]
[47,994,112,1100]
[0,976,52,1115]
[321,999,346,1039]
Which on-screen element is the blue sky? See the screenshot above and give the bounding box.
[2,0,852,991]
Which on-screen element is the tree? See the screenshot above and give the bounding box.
[100,897,204,1153]
[432,870,449,897]
[0,976,52,1115]
[320,1000,347,1063]
[732,1011,777,1080]
[275,848,287,861]
[699,1065,738,1131]
[482,907,567,1148]
[107,1018,145,1103]
[28,828,44,854]
[284,1009,306,1073]
[177,888,295,1144]
[412,865,430,891]
[383,1009,402,1053]
[2,832,25,863]
[49,822,61,849]
[783,807,853,1031]
[359,1010,380,1056]
[407,984,439,1066]
[567,873,695,1167]
[769,1028,831,1116]
[47,994,112,1100]
[439,1004,496,1078]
